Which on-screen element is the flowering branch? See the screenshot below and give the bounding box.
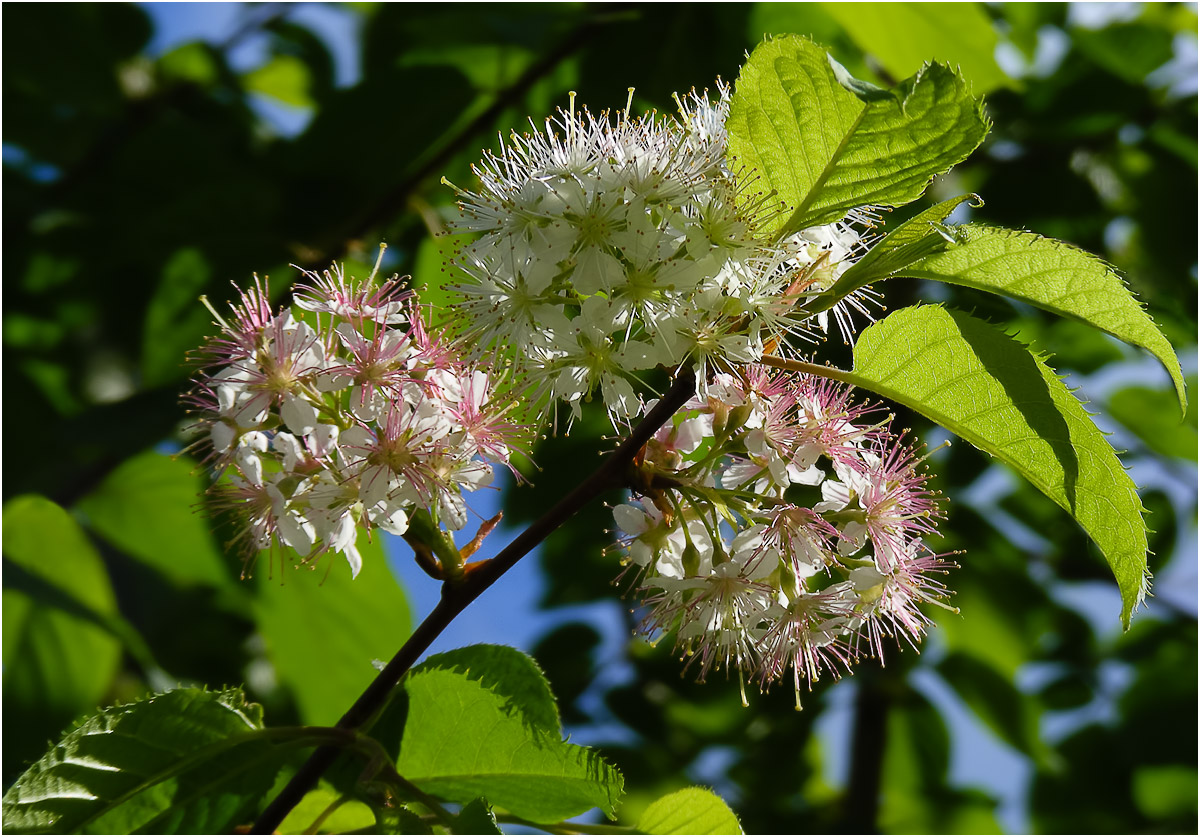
[250,368,697,834]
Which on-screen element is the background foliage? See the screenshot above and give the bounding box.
[4,3,1196,832]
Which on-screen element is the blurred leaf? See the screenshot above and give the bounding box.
[726,35,989,234]
[242,54,314,109]
[141,248,215,388]
[253,534,411,725]
[837,305,1149,627]
[936,653,1050,765]
[900,224,1187,413]
[76,449,231,587]
[1071,21,1175,87]
[2,496,122,776]
[380,644,624,823]
[1107,378,1197,461]
[157,42,219,85]
[635,786,743,835]
[820,3,1013,94]
[1132,764,1198,820]
[277,786,376,835]
[1,687,290,835]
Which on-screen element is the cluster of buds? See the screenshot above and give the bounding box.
[443,85,877,428]
[185,256,518,578]
[612,366,953,706]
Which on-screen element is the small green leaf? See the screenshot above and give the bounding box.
[726,35,988,236]
[242,54,314,109]
[636,787,743,835]
[828,305,1148,627]
[899,225,1187,413]
[277,786,377,835]
[141,248,215,388]
[1,688,289,835]
[75,449,231,588]
[820,3,1013,94]
[1107,379,1197,461]
[382,644,623,823]
[1132,764,1198,820]
[451,798,502,835]
[253,534,411,725]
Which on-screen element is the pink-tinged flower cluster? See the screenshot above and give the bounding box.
[610,367,953,707]
[186,261,519,578]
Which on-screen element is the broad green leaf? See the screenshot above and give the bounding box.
[636,787,743,835]
[242,54,314,109]
[726,35,988,236]
[819,194,978,306]
[3,496,122,762]
[827,305,1148,627]
[76,449,231,588]
[821,3,1013,94]
[1,688,290,835]
[899,225,1187,413]
[254,534,411,725]
[385,645,623,823]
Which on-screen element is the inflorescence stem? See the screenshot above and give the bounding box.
[250,369,697,834]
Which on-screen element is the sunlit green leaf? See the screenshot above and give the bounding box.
[450,798,501,835]
[900,225,1187,413]
[824,305,1149,627]
[253,534,411,725]
[382,645,623,823]
[1,688,289,835]
[1132,764,1198,819]
[277,786,377,835]
[820,3,1012,94]
[76,449,231,587]
[636,787,743,835]
[726,35,988,235]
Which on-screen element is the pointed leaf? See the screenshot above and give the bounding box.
[899,225,1186,412]
[380,645,623,823]
[822,305,1148,626]
[726,35,988,236]
[636,787,743,835]
[1,688,290,835]
[819,194,979,308]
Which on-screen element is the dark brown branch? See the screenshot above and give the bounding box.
[250,368,696,833]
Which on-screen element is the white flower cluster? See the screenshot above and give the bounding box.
[444,86,875,427]
[187,264,517,578]
[611,367,951,706]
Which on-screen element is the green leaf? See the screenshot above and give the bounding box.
[820,3,1013,94]
[75,449,231,588]
[1132,765,1198,820]
[827,305,1149,627]
[726,35,988,236]
[1,688,289,835]
[450,798,502,835]
[1107,378,1197,461]
[141,248,215,388]
[277,786,377,835]
[242,54,314,109]
[821,194,978,304]
[636,787,743,835]
[898,225,1187,413]
[253,534,411,725]
[3,496,122,761]
[383,644,623,823]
